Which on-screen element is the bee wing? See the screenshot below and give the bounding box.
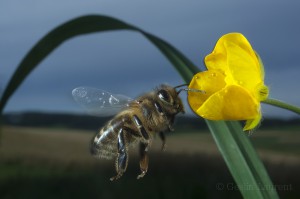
[72,87,133,116]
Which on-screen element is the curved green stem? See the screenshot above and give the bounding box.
[263,98,300,115]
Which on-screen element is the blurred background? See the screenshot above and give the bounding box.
[1,0,300,198]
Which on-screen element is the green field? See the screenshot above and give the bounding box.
[0,126,299,199]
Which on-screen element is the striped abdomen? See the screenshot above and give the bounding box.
[90,117,123,159]
[90,111,143,159]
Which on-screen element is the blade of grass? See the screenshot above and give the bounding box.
[139,33,199,82]
[0,15,197,113]
[0,15,279,199]
[0,15,134,113]
[207,120,279,198]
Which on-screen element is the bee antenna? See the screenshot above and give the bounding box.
[176,88,206,95]
[174,84,189,89]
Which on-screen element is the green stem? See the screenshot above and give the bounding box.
[263,98,300,115]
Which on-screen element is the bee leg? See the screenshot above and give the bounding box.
[159,132,166,151]
[137,142,149,179]
[168,116,175,131]
[110,129,128,181]
[168,125,174,132]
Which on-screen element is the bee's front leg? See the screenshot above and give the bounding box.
[110,129,128,181]
[159,132,166,151]
[137,142,149,179]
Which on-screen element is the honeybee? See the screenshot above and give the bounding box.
[72,84,195,181]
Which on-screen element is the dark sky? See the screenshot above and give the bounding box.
[1,1,300,119]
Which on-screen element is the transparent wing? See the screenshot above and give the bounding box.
[72,87,133,116]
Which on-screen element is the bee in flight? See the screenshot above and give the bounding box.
[72,84,199,181]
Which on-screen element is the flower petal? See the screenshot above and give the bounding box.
[188,70,226,114]
[205,32,269,102]
[195,85,260,120]
[244,114,262,131]
[205,33,257,72]
[225,40,262,92]
[205,51,228,74]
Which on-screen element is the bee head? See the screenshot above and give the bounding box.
[156,84,185,114]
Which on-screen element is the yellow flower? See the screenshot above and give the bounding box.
[188,33,269,131]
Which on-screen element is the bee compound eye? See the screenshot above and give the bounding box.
[158,89,170,103]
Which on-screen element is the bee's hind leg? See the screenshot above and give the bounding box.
[110,129,128,181]
[137,142,149,179]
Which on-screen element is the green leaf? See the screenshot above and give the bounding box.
[0,15,279,199]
